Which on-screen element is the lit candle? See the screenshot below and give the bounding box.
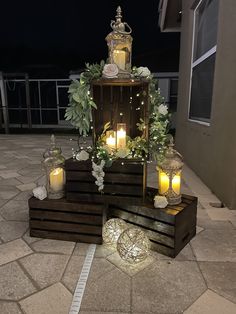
[117,123,126,149]
[113,50,126,70]
[106,134,116,149]
[158,172,181,195]
[50,167,64,192]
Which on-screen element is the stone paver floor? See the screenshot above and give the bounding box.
[0,134,235,314]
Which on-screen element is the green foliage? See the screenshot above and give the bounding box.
[148,79,171,161]
[65,61,105,136]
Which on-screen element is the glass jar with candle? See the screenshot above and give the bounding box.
[116,123,126,149]
[157,138,183,205]
[42,135,65,199]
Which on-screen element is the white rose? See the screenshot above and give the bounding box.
[102,64,119,78]
[136,66,151,77]
[33,186,47,200]
[154,195,168,208]
[76,150,89,161]
[158,104,168,115]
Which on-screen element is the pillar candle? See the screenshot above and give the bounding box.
[50,167,64,192]
[113,50,126,70]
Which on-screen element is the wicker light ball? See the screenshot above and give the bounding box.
[102,218,127,246]
[117,227,150,264]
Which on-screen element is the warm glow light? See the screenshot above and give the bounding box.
[113,50,126,70]
[106,132,116,149]
[158,171,181,195]
[49,167,64,192]
[117,128,126,148]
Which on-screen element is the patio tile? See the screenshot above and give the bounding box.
[184,289,236,314]
[132,261,206,314]
[20,283,72,314]
[16,175,42,184]
[80,312,129,314]
[81,267,131,312]
[22,230,41,245]
[0,239,32,266]
[199,262,236,303]
[0,221,28,242]
[0,261,36,300]
[62,256,85,293]
[0,186,19,200]
[31,239,75,255]
[191,228,236,262]
[16,183,37,191]
[107,251,155,276]
[0,178,21,186]
[205,207,235,221]
[19,253,70,289]
[175,243,196,261]
[0,200,29,221]
[72,242,90,256]
[0,301,22,314]
[14,190,33,201]
[73,243,116,258]
[0,170,20,179]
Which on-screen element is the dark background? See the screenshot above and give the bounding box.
[0,0,180,77]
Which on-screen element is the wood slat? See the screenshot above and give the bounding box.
[28,197,104,214]
[30,229,102,244]
[66,181,143,196]
[30,209,103,225]
[108,207,175,236]
[66,171,143,185]
[66,192,143,205]
[65,158,144,174]
[30,220,102,235]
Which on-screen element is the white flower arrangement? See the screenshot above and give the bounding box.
[136,66,151,77]
[92,160,106,192]
[154,195,168,208]
[76,150,89,161]
[102,63,119,78]
[158,104,168,116]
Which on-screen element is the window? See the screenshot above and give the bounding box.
[189,0,219,124]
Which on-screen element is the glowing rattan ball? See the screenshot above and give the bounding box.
[102,218,127,246]
[117,227,150,264]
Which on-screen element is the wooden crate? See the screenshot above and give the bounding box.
[65,158,146,205]
[28,197,105,244]
[107,187,197,258]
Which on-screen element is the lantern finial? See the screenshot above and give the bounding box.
[50,134,56,148]
[110,6,132,34]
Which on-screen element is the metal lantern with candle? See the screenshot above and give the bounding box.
[43,135,65,199]
[157,138,183,205]
[105,6,132,77]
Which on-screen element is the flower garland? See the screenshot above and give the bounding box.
[65,62,171,191]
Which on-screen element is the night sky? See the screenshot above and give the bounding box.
[0,0,180,77]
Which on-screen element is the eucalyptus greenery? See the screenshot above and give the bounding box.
[65,61,105,136]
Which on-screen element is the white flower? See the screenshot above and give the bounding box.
[92,160,105,192]
[76,150,89,161]
[116,147,130,158]
[136,66,151,77]
[33,186,47,200]
[158,104,168,115]
[154,195,168,208]
[102,64,119,78]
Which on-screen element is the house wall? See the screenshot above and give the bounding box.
[175,0,236,209]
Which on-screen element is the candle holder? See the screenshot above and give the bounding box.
[116,123,126,149]
[106,130,116,150]
[157,138,183,205]
[106,6,132,78]
[42,135,65,199]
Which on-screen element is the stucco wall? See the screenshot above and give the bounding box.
[175,0,236,209]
